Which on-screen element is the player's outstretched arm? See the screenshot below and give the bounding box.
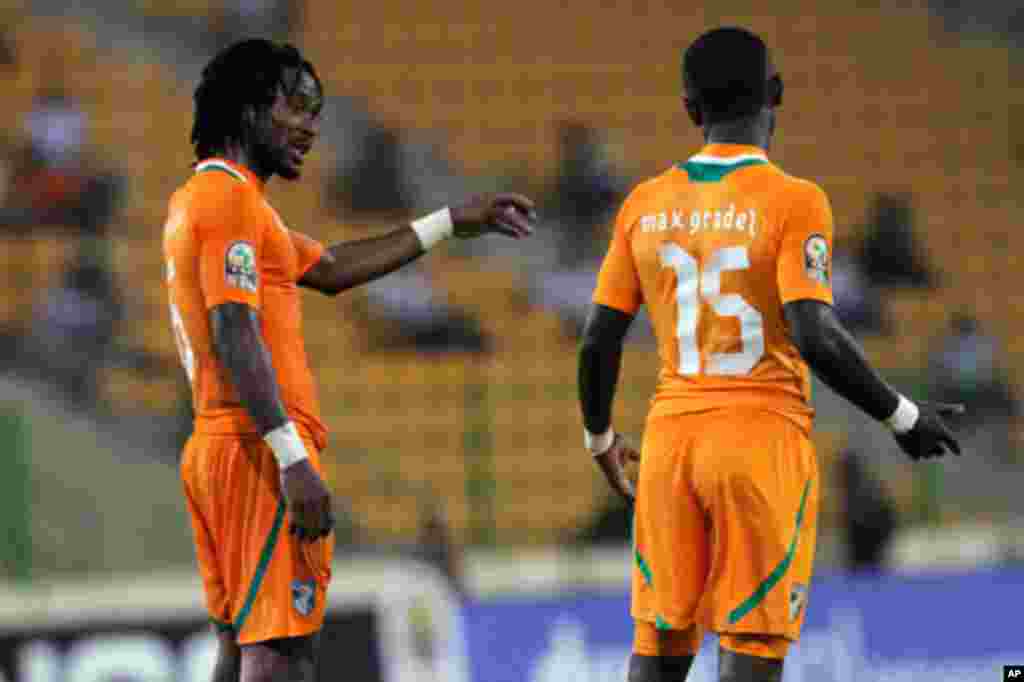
[210,302,334,541]
[578,303,640,502]
[299,193,536,295]
[784,298,963,459]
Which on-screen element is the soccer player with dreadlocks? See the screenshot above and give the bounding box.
[165,39,535,681]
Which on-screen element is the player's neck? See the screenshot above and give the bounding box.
[218,142,273,183]
[703,114,771,151]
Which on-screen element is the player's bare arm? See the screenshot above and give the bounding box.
[209,302,334,541]
[784,298,963,459]
[578,303,640,502]
[299,193,536,295]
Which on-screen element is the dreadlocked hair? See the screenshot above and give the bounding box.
[191,38,323,161]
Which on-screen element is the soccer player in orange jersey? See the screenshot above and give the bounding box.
[577,27,963,682]
[164,40,535,682]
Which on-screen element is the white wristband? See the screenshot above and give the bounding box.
[584,427,616,457]
[885,395,920,434]
[411,207,454,250]
[264,421,309,469]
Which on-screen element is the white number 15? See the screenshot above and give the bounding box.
[658,244,764,376]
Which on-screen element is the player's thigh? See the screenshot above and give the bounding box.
[692,410,819,642]
[240,634,318,682]
[234,435,334,645]
[631,414,708,628]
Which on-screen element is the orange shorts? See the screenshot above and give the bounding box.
[631,408,818,644]
[181,430,334,645]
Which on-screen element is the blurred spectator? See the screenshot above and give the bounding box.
[327,123,414,216]
[362,264,491,354]
[411,501,465,596]
[838,447,897,570]
[26,243,123,408]
[526,121,635,338]
[928,312,1018,426]
[0,31,15,73]
[572,494,631,545]
[211,0,300,46]
[549,119,625,268]
[857,193,936,289]
[831,247,889,335]
[0,89,124,236]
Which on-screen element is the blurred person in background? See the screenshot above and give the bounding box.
[327,119,490,353]
[928,312,1018,433]
[26,245,123,408]
[411,500,466,597]
[578,27,962,682]
[837,447,898,571]
[856,192,936,289]
[529,120,631,337]
[0,87,124,237]
[212,0,301,46]
[830,245,889,336]
[166,39,535,682]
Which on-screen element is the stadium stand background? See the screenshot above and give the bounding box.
[0,0,1021,584]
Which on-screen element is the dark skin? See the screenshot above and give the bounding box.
[580,51,962,682]
[208,69,535,682]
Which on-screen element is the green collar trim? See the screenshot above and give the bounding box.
[195,160,247,183]
[678,157,767,183]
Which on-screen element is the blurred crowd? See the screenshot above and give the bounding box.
[0,1,1020,578]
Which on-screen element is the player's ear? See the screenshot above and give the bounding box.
[767,74,783,108]
[683,95,703,127]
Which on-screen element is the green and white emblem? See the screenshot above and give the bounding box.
[225,241,257,292]
[803,234,830,284]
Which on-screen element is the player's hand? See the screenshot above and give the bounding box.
[594,434,640,504]
[280,459,335,542]
[450,193,537,240]
[893,400,965,460]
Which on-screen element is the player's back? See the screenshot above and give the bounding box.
[162,160,327,449]
[594,143,834,430]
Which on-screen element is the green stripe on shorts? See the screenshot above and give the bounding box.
[232,498,287,635]
[727,479,812,625]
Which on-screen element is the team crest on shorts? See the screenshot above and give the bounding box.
[225,241,257,292]
[292,579,316,617]
[789,583,808,621]
[803,234,830,284]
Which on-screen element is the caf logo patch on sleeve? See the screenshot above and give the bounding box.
[225,241,258,292]
[803,234,830,284]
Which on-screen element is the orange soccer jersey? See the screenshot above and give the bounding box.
[163,158,327,450]
[594,143,833,431]
[164,158,332,643]
[595,144,833,653]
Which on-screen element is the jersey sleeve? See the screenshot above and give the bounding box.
[592,196,644,315]
[290,229,327,280]
[194,186,265,311]
[777,181,834,305]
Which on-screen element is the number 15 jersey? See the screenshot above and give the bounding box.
[593,144,834,432]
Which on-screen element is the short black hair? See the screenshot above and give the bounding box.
[191,39,323,161]
[682,27,771,125]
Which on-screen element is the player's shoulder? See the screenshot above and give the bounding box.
[618,166,682,213]
[763,163,829,203]
[181,167,257,220]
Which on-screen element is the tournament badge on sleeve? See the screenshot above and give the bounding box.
[225,241,258,292]
[803,234,830,284]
